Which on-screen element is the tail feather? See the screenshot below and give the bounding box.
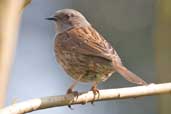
[112,61,147,85]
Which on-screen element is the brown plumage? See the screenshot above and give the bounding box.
[46,9,147,96]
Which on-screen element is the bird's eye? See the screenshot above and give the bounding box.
[64,14,70,20]
[64,13,75,20]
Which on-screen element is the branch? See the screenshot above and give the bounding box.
[1,83,171,114]
[0,0,31,107]
[19,0,32,13]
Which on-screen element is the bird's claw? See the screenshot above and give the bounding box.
[91,86,100,104]
[66,88,79,109]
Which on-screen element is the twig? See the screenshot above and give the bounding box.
[0,83,171,114]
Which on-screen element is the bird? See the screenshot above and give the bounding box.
[46,9,147,98]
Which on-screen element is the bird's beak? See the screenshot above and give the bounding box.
[45,17,57,21]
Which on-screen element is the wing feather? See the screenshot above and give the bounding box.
[56,26,116,61]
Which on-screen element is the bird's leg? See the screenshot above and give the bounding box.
[90,82,100,104]
[67,81,78,95]
[66,75,82,109]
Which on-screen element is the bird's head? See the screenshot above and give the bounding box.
[46,9,90,33]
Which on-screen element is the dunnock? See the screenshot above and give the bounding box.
[46,9,147,97]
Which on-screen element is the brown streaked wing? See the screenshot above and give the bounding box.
[57,26,115,61]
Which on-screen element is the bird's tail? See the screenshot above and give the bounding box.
[112,60,147,85]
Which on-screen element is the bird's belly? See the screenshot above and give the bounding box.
[56,51,115,82]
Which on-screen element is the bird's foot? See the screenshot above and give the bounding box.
[90,86,100,104]
[66,88,79,109]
